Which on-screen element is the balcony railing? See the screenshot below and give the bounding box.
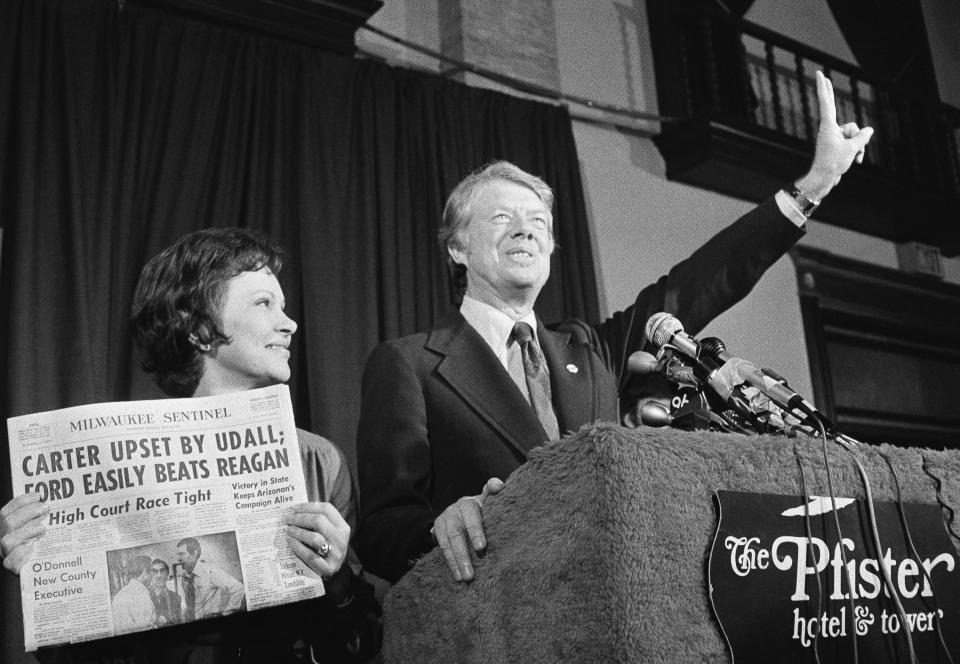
[647,0,960,253]
[742,42,959,194]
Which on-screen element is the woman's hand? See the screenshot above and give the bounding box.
[0,492,49,575]
[284,502,351,579]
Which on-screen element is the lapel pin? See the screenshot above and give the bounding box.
[565,364,579,374]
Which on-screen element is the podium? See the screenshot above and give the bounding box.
[381,423,960,663]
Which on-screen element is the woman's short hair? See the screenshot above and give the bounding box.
[130,228,283,397]
[437,161,554,297]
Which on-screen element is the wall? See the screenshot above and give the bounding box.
[360,0,960,410]
[922,0,960,108]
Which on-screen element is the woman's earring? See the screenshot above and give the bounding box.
[189,334,211,352]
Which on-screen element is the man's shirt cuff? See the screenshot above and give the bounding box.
[774,189,808,228]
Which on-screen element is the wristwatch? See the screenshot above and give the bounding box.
[785,183,820,218]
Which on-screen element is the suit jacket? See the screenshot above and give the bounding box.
[149,586,182,626]
[356,197,804,582]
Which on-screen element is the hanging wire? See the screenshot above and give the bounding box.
[794,439,824,664]
[814,417,860,664]
[834,433,918,664]
[879,450,955,663]
[921,454,960,543]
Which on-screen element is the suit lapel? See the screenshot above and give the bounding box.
[538,322,597,435]
[429,312,546,458]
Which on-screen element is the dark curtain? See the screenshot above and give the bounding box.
[0,1,599,661]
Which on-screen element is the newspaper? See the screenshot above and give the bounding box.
[6,384,324,652]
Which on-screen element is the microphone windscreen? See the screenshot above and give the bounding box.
[627,351,659,375]
[639,400,672,427]
[644,312,683,349]
[700,336,727,357]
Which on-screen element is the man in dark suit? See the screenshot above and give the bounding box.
[356,72,873,584]
[148,558,182,626]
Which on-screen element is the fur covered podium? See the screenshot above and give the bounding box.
[382,423,960,663]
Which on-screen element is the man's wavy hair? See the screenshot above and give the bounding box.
[437,161,555,297]
[130,228,283,398]
[125,555,153,580]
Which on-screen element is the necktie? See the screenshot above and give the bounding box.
[183,575,195,621]
[511,322,560,441]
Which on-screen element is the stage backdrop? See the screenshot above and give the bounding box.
[0,1,599,661]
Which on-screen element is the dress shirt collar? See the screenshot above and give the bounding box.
[460,295,540,366]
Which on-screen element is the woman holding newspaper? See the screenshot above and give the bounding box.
[1,228,380,663]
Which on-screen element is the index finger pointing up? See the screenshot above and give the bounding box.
[816,70,837,126]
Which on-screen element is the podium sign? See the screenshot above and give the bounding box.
[709,490,960,662]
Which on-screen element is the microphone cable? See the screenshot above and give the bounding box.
[812,416,860,664]
[834,433,918,664]
[879,450,955,664]
[793,438,825,664]
[777,385,924,662]
[921,454,960,543]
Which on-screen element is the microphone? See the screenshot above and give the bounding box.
[639,400,672,427]
[645,312,830,429]
[626,351,658,376]
[714,356,827,426]
[706,356,764,402]
[742,369,829,428]
[637,398,733,431]
[625,350,708,430]
[628,349,698,386]
[644,312,727,382]
[705,357,802,433]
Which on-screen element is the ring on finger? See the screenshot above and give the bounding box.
[317,540,331,558]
